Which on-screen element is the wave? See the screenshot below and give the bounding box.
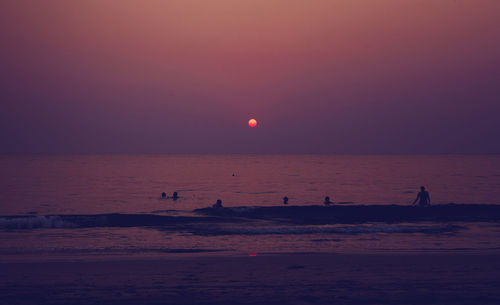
[0,213,241,230]
[188,224,464,236]
[194,204,500,224]
[0,216,78,229]
[1,204,498,230]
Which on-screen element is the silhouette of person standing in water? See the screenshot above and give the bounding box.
[324,196,332,206]
[283,196,289,205]
[413,186,431,207]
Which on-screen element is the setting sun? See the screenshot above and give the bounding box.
[248,119,257,128]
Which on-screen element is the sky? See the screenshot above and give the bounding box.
[1,0,499,154]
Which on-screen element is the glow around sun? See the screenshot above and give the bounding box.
[248,118,257,127]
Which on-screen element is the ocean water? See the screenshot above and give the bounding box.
[1,154,500,261]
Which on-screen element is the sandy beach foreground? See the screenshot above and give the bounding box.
[1,253,499,305]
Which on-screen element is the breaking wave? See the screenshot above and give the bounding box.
[0,213,240,230]
[2,204,497,231]
[0,216,78,229]
[189,224,464,236]
[195,204,500,224]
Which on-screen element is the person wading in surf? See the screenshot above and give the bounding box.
[413,186,431,207]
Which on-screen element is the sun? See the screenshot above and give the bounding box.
[248,118,257,128]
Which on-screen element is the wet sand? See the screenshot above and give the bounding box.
[1,253,500,305]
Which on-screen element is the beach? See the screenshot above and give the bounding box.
[2,253,500,305]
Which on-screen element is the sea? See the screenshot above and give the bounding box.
[1,154,500,262]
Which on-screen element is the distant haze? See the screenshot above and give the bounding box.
[1,0,499,154]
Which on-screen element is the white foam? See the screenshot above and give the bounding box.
[226,207,259,213]
[0,216,77,229]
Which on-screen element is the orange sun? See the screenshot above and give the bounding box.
[248,118,257,127]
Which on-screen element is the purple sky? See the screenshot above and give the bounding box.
[1,1,499,154]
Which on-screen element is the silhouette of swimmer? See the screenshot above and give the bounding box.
[172,192,179,200]
[212,199,223,208]
[161,192,167,199]
[283,196,289,205]
[413,186,431,207]
[324,196,332,205]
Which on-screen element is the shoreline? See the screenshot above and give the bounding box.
[2,248,500,263]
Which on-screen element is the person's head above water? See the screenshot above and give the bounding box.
[212,199,223,208]
[420,186,426,191]
[172,192,179,200]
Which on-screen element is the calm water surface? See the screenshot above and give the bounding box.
[1,154,500,214]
